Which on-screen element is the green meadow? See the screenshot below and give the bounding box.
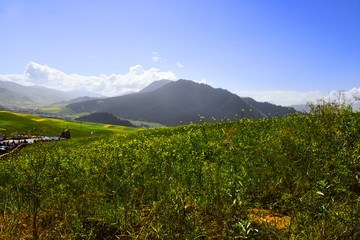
[0,111,135,138]
[0,101,360,239]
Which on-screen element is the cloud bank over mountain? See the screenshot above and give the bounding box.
[234,88,360,106]
[234,90,323,106]
[1,62,359,106]
[0,62,177,97]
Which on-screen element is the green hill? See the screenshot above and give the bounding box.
[1,102,359,239]
[0,110,135,138]
[75,112,137,127]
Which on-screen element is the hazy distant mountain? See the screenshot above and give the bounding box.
[75,112,136,127]
[67,79,296,126]
[49,96,101,107]
[243,97,296,117]
[354,102,360,111]
[67,90,103,98]
[291,102,360,112]
[0,80,80,107]
[290,104,310,112]
[67,96,100,104]
[0,104,7,111]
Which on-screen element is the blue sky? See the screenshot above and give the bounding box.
[0,0,359,105]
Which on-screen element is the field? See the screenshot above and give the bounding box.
[0,111,135,138]
[0,102,360,239]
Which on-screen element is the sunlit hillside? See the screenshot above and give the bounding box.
[1,101,359,239]
[0,111,135,138]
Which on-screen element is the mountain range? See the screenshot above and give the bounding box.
[0,78,299,126]
[0,80,81,106]
[67,79,297,126]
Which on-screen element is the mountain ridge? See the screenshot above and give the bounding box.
[139,79,172,93]
[0,80,81,106]
[67,79,296,126]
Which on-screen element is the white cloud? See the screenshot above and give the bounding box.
[176,62,183,68]
[0,61,177,96]
[2,62,359,107]
[0,73,28,86]
[152,52,159,62]
[234,88,360,106]
[327,88,360,102]
[194,77,208,84]
[234,90,324,106]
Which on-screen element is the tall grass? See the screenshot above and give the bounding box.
[0,101,359,239]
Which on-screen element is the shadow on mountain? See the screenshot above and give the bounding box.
[67,79,297,126]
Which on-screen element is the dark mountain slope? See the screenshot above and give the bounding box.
[139,79,172,93]
[243,97,297,117]
[75,112,136,127]
[67,80,267,126]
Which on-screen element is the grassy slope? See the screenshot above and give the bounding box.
[38,103,75,115]
[0,104,359,239]
[36,104,167,128]
[0,111,135,138]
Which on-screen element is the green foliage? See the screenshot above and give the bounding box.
[0,100,359,238]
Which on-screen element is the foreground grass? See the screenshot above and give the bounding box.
[0,102,359,239]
